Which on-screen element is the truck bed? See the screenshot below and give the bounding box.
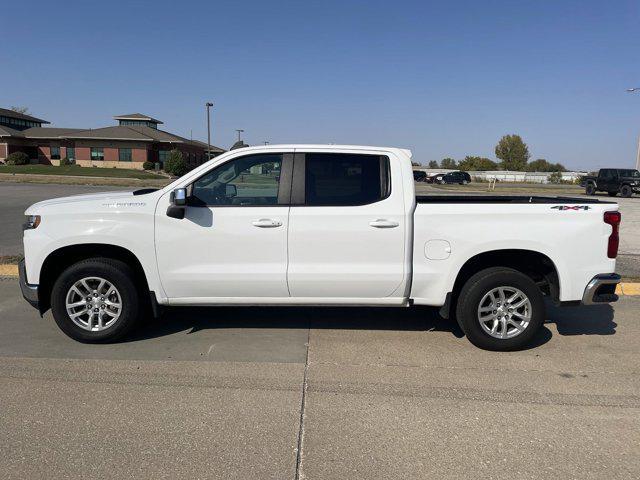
[416,195,613,204]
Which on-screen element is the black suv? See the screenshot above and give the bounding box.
[431,171,471,185]
[413,170,427,182]
[582,168,640,197]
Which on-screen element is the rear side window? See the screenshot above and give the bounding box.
[304,153,390,206]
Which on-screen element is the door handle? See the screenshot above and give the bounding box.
[252,218,283,228]
[369,219,399,228]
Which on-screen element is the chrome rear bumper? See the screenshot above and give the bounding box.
[582,273,621,305]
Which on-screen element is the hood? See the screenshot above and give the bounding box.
[25,190,136,213]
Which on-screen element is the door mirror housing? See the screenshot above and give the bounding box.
[167,187,187,219]
[172,187,187,206]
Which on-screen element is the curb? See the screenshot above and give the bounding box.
[0,265,18,276]
[1,263,639,297]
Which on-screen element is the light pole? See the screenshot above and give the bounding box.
[627,89,640,170]
[205,102,213,160]
[236,129,244,142]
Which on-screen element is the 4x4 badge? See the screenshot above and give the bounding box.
[551,205,590,211]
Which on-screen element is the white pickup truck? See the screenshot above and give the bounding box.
[20,145,621,350]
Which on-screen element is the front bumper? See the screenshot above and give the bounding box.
[582,273,621,305]
[18,259,39,310]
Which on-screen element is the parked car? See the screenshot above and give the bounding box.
[582,168,640,197]
[413,170,427,182]
[431,171,471,185]
[20,145,620,351]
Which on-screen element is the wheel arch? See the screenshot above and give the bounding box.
[38,244,150,314]
[444,249,560,318]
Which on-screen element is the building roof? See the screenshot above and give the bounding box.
[1,124,224,151]
[0,125,25,137]
[0,107,49,124]
[21,127,87,138]
[113,113,163,124]
[187,139,226,153]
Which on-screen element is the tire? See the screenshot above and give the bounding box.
[50,258,140,343]
[455,267,545,351]
[608,191,618,197]
[620,185,632,198]
[585,183,596,195]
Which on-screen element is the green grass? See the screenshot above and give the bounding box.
[0,164,164,180]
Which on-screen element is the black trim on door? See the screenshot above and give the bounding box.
[290,152,306,205]
[277,153,294,205]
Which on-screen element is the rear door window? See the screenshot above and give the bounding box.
[303,153,390,206]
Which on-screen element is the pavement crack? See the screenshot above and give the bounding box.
[294,328,310,480]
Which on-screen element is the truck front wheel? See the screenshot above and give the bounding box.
[620,185,633,198]
[50,258,140,343]
[455,267,545,351]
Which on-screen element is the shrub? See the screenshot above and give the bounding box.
[60,157,72,166]
[163,149,188,176]
[548,171,562,184]
[143,161,155,170]
[5,151,29,165]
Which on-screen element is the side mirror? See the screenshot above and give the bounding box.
[167,187,187,219]
[173,188,187,206]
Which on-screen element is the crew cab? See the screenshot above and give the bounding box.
[20,145,622,350]
[583,168,640,197]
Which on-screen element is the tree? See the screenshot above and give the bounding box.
[526,159,567,172]
[495,134,530,171]
[428,160,439,168]
[550,162,566,172]
[10,106,29,114]
[163,149,188,176]
[457,156,498,171]
[440,157,457,169]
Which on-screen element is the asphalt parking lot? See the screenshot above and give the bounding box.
[0,278,638,479]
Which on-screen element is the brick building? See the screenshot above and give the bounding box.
[0,108,224,169]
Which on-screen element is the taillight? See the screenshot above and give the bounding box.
[604,211,621,259]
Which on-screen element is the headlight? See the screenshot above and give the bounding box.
[23,215,41,230]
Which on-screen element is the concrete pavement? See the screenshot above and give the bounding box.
[0,278,638,479]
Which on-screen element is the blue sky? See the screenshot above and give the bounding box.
[2,0,639,169]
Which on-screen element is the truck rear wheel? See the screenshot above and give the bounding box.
[585,183,596,195]
[620,185,633,198]
[455,267,545,351]
[50,258,140,343]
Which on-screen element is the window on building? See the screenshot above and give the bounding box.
[91,147,104,161]
[66,147,75,160]
[191,154,283,206]
[119,148,132,162]
[303,153,390,206]
[50,146,61,160]
[158,150,170,166]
